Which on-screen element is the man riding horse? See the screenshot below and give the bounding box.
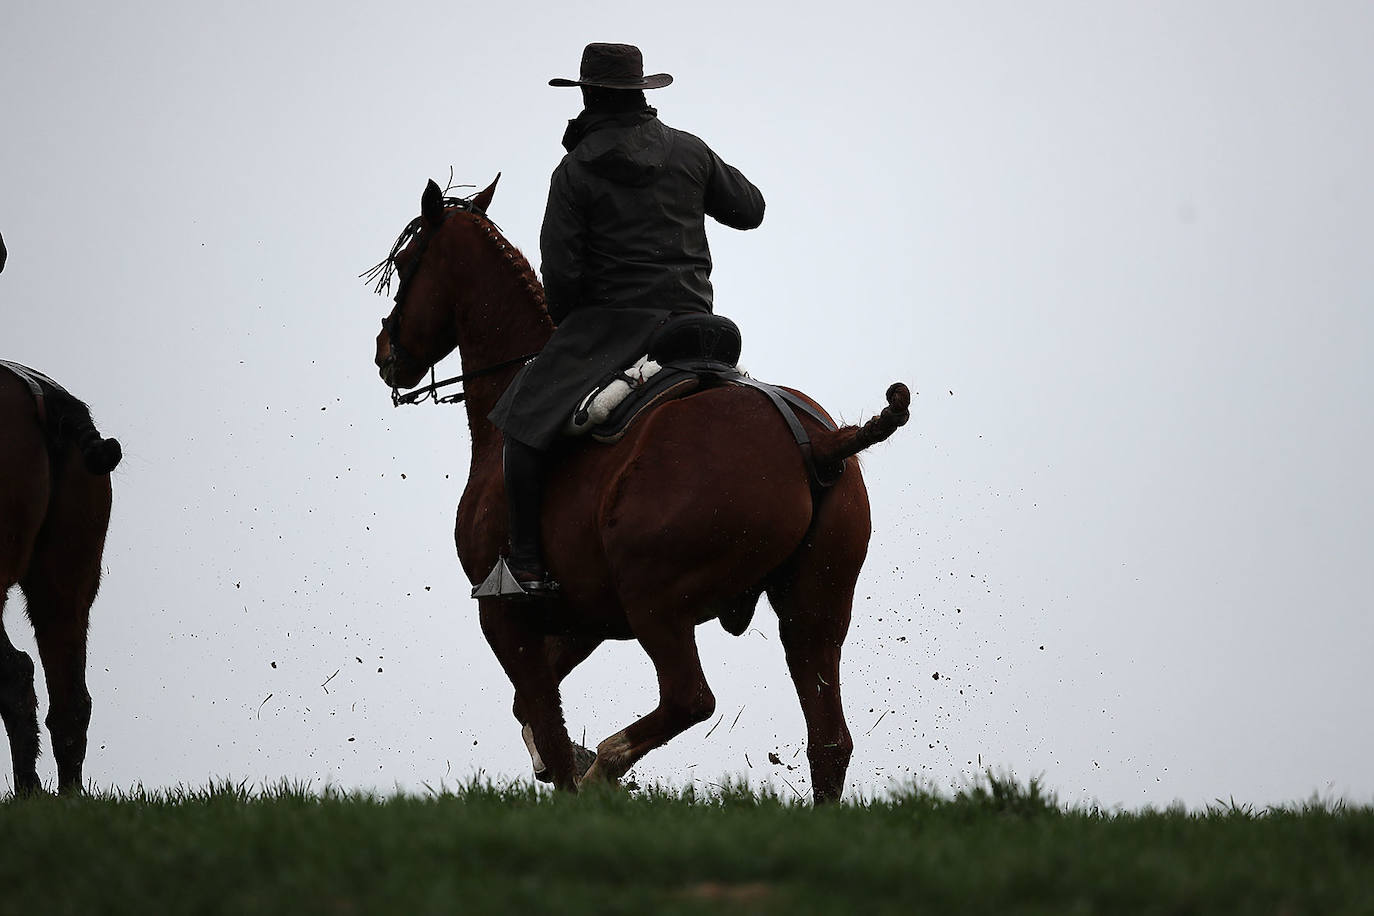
[485,43,766,596]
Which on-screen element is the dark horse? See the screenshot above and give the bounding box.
[0,362,120,794]
[371,178,908,802]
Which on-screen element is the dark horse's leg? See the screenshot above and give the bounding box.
[480,601,580,792]
[581,612,716,787]
[22,583,94,794]
[766,477,869,805]
[21,451,110,794]
[0,601,43,796]
[512,633,602,782]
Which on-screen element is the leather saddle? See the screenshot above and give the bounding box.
[585,314,843,488]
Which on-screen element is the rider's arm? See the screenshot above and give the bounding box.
[539,162,586,324]
[703,151,765,231]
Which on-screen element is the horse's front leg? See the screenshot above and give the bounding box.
[513,633,602,784]
[581,613,716,788]
[479,601,578,792]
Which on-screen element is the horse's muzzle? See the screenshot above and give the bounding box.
[375,322,403,386]
[377,356,397,387]
[376,347,425,391]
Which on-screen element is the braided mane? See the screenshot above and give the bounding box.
[469,213,549,314]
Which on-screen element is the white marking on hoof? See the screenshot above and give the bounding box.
[583,730,635,785]
[522,723,546,776]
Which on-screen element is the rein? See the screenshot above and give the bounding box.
[391,352,538,406]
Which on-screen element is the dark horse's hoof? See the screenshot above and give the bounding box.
[533,742,597,784]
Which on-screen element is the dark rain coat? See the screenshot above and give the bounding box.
[488,107,764,450]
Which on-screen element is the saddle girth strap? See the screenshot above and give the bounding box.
[727,375,843,488]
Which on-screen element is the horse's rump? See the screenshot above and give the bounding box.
[0,360,122,475]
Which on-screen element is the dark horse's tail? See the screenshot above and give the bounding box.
[811,382,911,468]
[49,392,122,475]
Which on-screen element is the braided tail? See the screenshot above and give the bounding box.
[56,402,122,475]
[76,424,123,475]
[811,382,911,468]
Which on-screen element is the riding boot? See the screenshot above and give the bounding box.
[503,436,560,595]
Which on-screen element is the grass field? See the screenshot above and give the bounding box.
[3,774,1371,915]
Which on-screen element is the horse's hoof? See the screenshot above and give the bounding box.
[573,742,596,780]
[532,742,594,784]
[579,759,626,791]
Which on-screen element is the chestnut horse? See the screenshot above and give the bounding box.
[370,178,908,802]
[0,362,120,794]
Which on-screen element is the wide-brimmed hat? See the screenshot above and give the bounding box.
[549,43,673,90]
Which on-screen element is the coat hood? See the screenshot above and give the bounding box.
[564,110,671,187]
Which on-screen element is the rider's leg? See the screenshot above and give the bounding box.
[504,436,560,592]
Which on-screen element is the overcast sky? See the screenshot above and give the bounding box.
[2,1,1371,808]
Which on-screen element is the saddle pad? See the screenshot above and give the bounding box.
[590,368,702,444]
[566,355,662,436]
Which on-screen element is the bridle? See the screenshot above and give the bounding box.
[365,194,538,407]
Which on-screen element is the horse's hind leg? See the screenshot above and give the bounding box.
[581,615,715,787]
[767,480,870,804]
[0,597,43,795]
[22,459,110,793]
[22,580,93,793]
[771,589,854,804]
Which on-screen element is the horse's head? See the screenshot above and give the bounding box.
[369,176,501,391]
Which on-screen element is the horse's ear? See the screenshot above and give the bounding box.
[421,179,444,226]
[472,173,501,213]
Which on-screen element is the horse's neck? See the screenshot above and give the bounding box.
[451,248,552,455]
[461,369,524,463]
